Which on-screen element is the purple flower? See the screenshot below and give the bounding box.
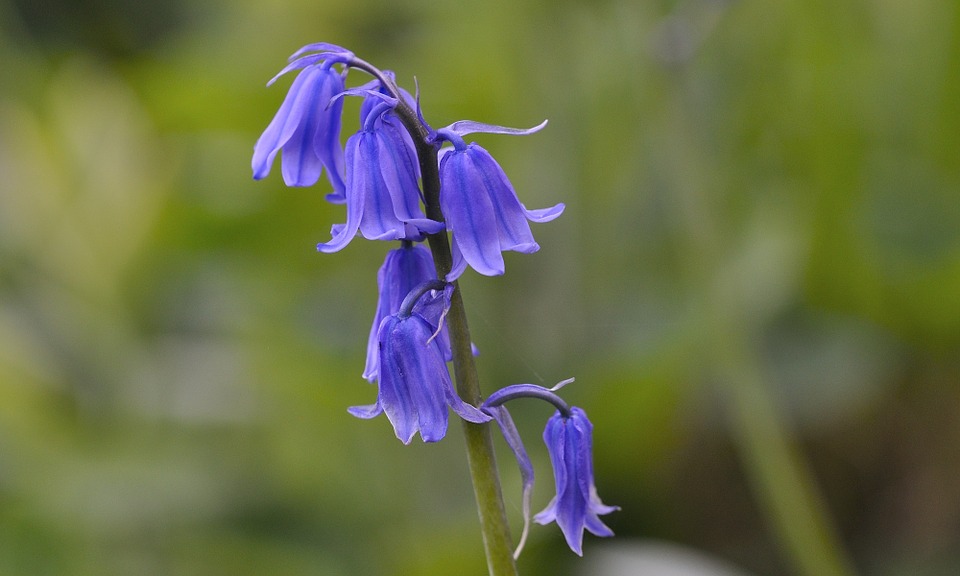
[252,45,352,197]
[349,285,489,443]
[535,407,618,556]
[363,243,437,382]
[318,95,443,252]
[434,121,565,280]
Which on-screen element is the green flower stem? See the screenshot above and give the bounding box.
[662,88,857,576]
[710,322,857,576]
[390,92,519,576]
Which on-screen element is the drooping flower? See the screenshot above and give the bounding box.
[363,243,437,382]
[535,407,618,556]
[252,44,354,197]
[434,121,565,280]
[349,282,489,443]
[318,94,443,253]
[481,379,577,559]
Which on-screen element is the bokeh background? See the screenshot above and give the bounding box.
[1,0,958,575]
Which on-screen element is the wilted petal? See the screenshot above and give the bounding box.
[484,404,535,558]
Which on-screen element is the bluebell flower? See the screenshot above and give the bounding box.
[252,44,353,197]
[535,407,618,556]
[363,243,437,382]
[434,121,565,280]
[349,283,489,443]
[318,94,443,252]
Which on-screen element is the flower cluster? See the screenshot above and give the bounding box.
[253,43,615,557]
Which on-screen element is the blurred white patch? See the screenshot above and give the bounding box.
[581,540,758,576]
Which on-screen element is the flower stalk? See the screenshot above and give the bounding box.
[390,95,520,576]
[253,44,605,573]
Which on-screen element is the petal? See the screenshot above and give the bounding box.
[314,78,347,197]
[364,244,436,382]
[356,133,406,241]
[392,316,453,442]
[584,514,614,538]
[252,66,319,180]
[377,118,423,211]
[484,405,535,559]
[465,144,541,253]
[446,238,468,282]
[440,119,548,138]
[375,120,442,236]
[347,401,383,419]
[443,381,491,425]
[289,42,354,61]
[376,317,419,444]
[410,284,453,329]
[267,54,326,86]
[523,202,565,223]
[317,135,365,252]
[362,253,393,382]
[411,285,454,363]
[540,412,588,556]
[533,496,558,525]
[440,150,505,276]
[539,413,568,518]
[280,83,325,187]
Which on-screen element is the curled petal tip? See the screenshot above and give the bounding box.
[439,118,549,138]
[525,202,565,223]
[550,377,575,391]
[289,42,354,61]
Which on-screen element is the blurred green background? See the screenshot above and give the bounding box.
[1,0,958,575]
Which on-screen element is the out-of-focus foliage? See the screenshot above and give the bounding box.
[1,0,958,575]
